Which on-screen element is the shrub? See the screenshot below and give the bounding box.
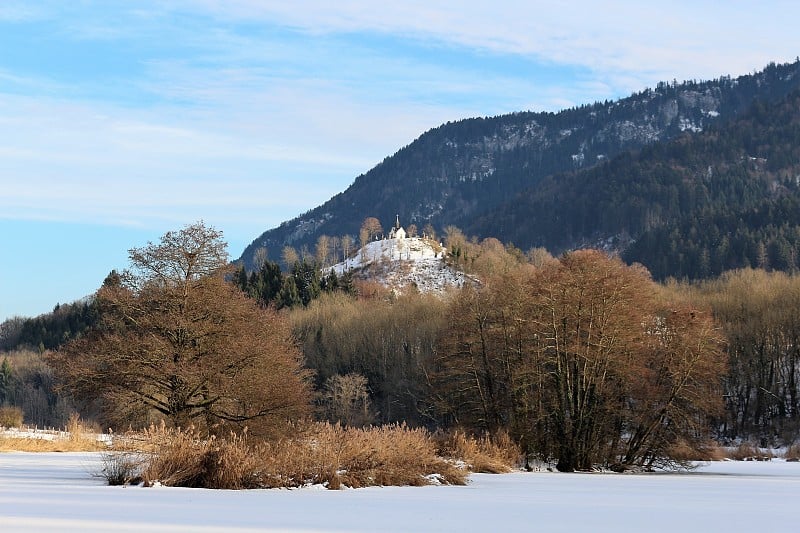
[726,442,774,461]
[98,452,145,486]
[0,406,24,428]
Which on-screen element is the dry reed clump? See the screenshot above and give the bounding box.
[435,429,522,473]
[0,406,24,428]
[725,442,774,461]
[136,424,264,489]
[248,422,467,489]
[124,422,468,489]
[65,413,103,442]
[667,439,727,462]
[783,444,800,461]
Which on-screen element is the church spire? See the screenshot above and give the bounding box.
[395,214,400,230]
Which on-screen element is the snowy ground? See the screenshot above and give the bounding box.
[326,237,469,295]
[2,453,798,532]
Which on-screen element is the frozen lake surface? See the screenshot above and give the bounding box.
[1,452,797,532]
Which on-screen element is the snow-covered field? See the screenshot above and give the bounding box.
[2,452,798,532]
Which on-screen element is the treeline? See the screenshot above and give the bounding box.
[692,269,800,444]
[7,225,800,468]
[0,350,74,427]
[231,258,355,309]
[292,241,732,471]
[0,301,98,352]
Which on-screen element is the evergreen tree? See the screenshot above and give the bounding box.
[0,357,14,405]
[278,276,302,309]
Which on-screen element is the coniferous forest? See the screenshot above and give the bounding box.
[473,89,800,280]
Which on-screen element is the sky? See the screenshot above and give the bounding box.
[1,1,799,322]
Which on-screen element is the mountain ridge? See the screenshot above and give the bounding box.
[469,86,800,279]
[240,60,800,276]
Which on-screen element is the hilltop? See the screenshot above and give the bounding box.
[326,233,470,295]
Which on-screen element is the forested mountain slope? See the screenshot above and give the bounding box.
[240,60,800,271]
[471,88,800,279]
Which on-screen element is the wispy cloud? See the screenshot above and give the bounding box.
[0,3,48,22]
[2,0,798,243]
[179,1,800,90]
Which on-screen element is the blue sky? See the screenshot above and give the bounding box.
[1,1,799,322]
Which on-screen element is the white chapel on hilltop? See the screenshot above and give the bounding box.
[388,214,406,240]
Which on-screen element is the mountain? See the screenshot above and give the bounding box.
[240,60,800,273]
[470,86,800,279]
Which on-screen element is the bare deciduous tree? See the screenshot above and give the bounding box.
[361,217,383,242]
[315,235,331,267]
[51,222,312,437]
[435,250,726,471]
[252,247,269,270]
[321,373,374,427]
[282,246,299,268]
[341,235,354,261]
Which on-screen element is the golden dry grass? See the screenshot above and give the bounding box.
[435,429,522,473]
[0,435,105,452]
[0,413,109,453]
[116,421,469,489]
[666,439,727,462]
[725,442,774,461]
[783,444,800,461]
[140,426,264,489]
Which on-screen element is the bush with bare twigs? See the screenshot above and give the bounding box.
[98,452,145,486]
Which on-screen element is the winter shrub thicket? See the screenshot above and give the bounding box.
[98,452,145,486]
